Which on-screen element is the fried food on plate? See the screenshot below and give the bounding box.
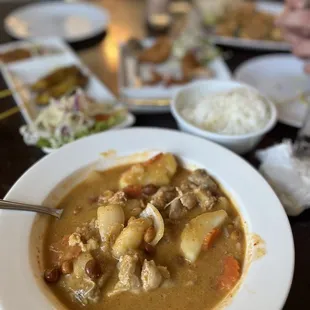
[182,51,201,79]
[31,65,81,92]
[138,37,172,64]
[214,1,283,42]
[0,48,31,64]
[31,65,89,106]
[182,51,213,80]
[35,71,88,106]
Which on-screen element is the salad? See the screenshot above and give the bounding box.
[20,89,127,149]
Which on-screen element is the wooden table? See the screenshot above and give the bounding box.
[0,1,309,309]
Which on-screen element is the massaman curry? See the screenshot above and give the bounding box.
[42,153,246,309]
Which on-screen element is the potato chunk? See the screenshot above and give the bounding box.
[180,210,228,263]
[119,153,178,188]
[97,204,125,243]
[112,217,152,259]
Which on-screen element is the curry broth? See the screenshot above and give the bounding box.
[43,164,246,310]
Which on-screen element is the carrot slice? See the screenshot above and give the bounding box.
[202,228,221,250]
[217,256,241,291]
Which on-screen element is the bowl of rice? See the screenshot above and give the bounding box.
[170,80,277,154]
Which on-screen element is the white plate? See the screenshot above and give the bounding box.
[1,39,135,152]
[234,54,310,128]
[4,2,109,43]
[0,128,294,310]
[119,39,232,114]
[206,1,290,51]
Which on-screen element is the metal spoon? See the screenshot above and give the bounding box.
[0,199,63,219]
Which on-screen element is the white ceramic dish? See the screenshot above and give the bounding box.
[119,39,232,114]
[235,54,310,128]
[171,80,277,154]
[4,2,109,43]
[0,128,294,309]
[204,1,290,51]
[1,42,135,153]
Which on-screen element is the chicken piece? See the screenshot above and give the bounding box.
[119,153,178,188]
[62,252,112,305]
[49,235,82,266]
[194,188,217,211]
[239,15,270,40]
[169,199,187,220]
[75,218,99,242]
[141,260,170,292]
[69,232,86,250]
[97,190,114,204]
[182,51,201,80]
[110,191,127,205]
[188,169,218,192]
[179,180,195,192]
[61,274,100,305]
[180,193,197,210]
[216,20,238,37]
[235,3,256,27]
[151,186,176,210]
[109,254,141,296]
[68,233,99,253]
[112,217,152,258]
[138,37,172,64]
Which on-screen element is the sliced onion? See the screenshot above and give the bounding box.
[140,203,164,246]
[180,210,228,263]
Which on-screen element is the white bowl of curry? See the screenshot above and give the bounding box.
[0,128,294,310]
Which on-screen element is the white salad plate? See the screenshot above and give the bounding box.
[0,128,294,310]
[4,2,109,43]
[204,1,290,51]
[0,38,135,153]
[119,39,232,114]
[235,54,310,128]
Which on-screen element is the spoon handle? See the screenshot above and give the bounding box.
[0,199,63,219]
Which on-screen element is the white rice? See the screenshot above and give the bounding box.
[180,87,271,135]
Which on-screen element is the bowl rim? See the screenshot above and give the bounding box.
[0,127,294,310]
[170,80,278,140]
